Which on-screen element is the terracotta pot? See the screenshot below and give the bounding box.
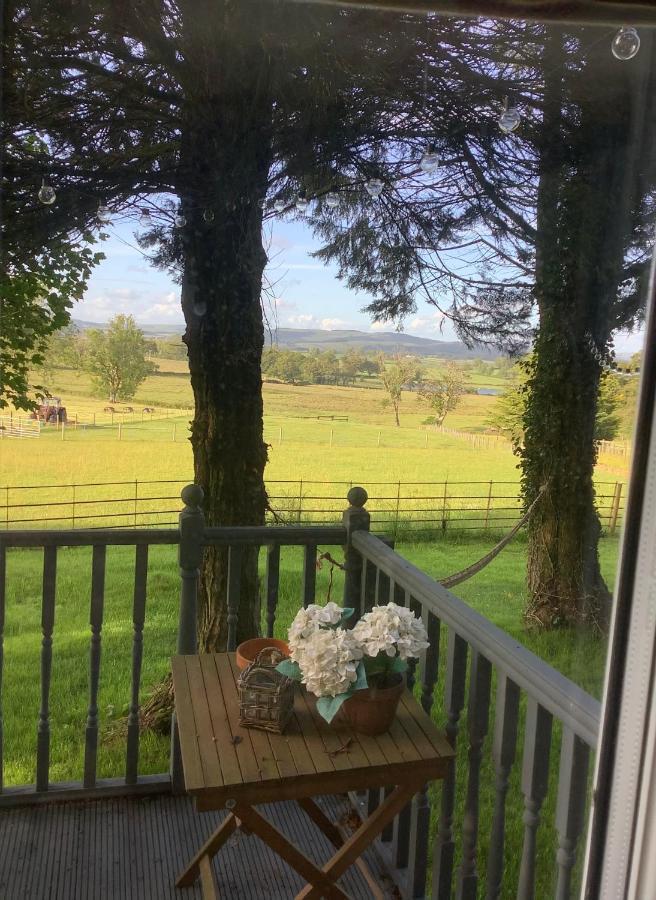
[235,638,290,671]
[342,674,405,735]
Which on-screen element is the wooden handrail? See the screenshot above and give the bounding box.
[352,530,601,747]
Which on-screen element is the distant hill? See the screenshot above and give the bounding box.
[73,320,500,359]
[73,319,182,337]
[270,328,500,358]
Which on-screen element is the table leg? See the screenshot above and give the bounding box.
[295,781,424,900]
[233,803,351,900]
[176,813,237,888]
[297,797,384,900]
[198,856,219,899]
[297,797,344,847]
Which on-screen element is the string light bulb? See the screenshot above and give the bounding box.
[97,204,111,224]
[498,98,521,134]
[325,192,340,208]
[38,179,56,205]
[420,147,440,174]
[365,178,384,199]
[612,26,640,60]
[138,207,152,226]
[174,211,186,227]
[295,194,310,213]
[274,199,286,213]
[203,208,215,223]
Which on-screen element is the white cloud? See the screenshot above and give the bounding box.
[285,313,351,330]
[78,287,183,324]
[272,297,297,312]
[408,311,446,334]
[369,321,390,332]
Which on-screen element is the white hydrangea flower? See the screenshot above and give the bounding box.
[352,602,429,660]
[294,627,363,698]
[288,602,345,662]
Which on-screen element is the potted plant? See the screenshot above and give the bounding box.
[276,601,429,735]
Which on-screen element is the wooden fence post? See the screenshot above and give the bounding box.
[609,482,623,534]
[394,480,401,539]
[171,483,204,792]
[342,487,370,623]
[442,479,449,533]
[484,480,493,530]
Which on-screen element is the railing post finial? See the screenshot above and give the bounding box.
[342,486,370,616]
[177,484,204,653]
[172,484,205,792]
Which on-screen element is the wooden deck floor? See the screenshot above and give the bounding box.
[0,792,394,899]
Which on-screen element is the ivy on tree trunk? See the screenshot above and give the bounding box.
[521,29,646,631]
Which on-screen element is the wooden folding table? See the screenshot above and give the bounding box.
[172,652,453,899]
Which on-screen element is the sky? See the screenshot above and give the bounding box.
[76,217,646,355]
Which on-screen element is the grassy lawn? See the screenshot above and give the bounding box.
[1,533,614,896]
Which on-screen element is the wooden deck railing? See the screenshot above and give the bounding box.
[0,484,601,899]
[343,489,601,900]
[0,486,345,805]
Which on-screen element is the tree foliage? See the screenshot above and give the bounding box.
[377,354,422,426]
[0,239,103,410]
[488,359,624,444]
[417,362,468,427]
[261,347,377,386]
[82,315,156,402]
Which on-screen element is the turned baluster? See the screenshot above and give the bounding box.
[555,728,590,900]
[84,545,106,788]
[36,547,57,792]
[126,544,149,785]
[485,673,520,900]
[432,630,468,899]
[301,544,317,608]
[0,544,4,793]
[265,544,280,638]
[517,699,553,899]
[456,651,492,899]
[226,545,242,652]
[405,608,441,897]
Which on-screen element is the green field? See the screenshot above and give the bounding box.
[1,361,629,493]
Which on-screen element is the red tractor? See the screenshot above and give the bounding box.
[32,396,68,425]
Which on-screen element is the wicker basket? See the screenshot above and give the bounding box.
[237,647,294,733]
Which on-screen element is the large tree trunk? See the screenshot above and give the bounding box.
[522,31,642,631]
[179,82,273,650]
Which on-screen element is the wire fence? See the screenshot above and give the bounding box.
[1,411,633,465]
[0,478,626,537]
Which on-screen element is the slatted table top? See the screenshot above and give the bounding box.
[172,653,453,811]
